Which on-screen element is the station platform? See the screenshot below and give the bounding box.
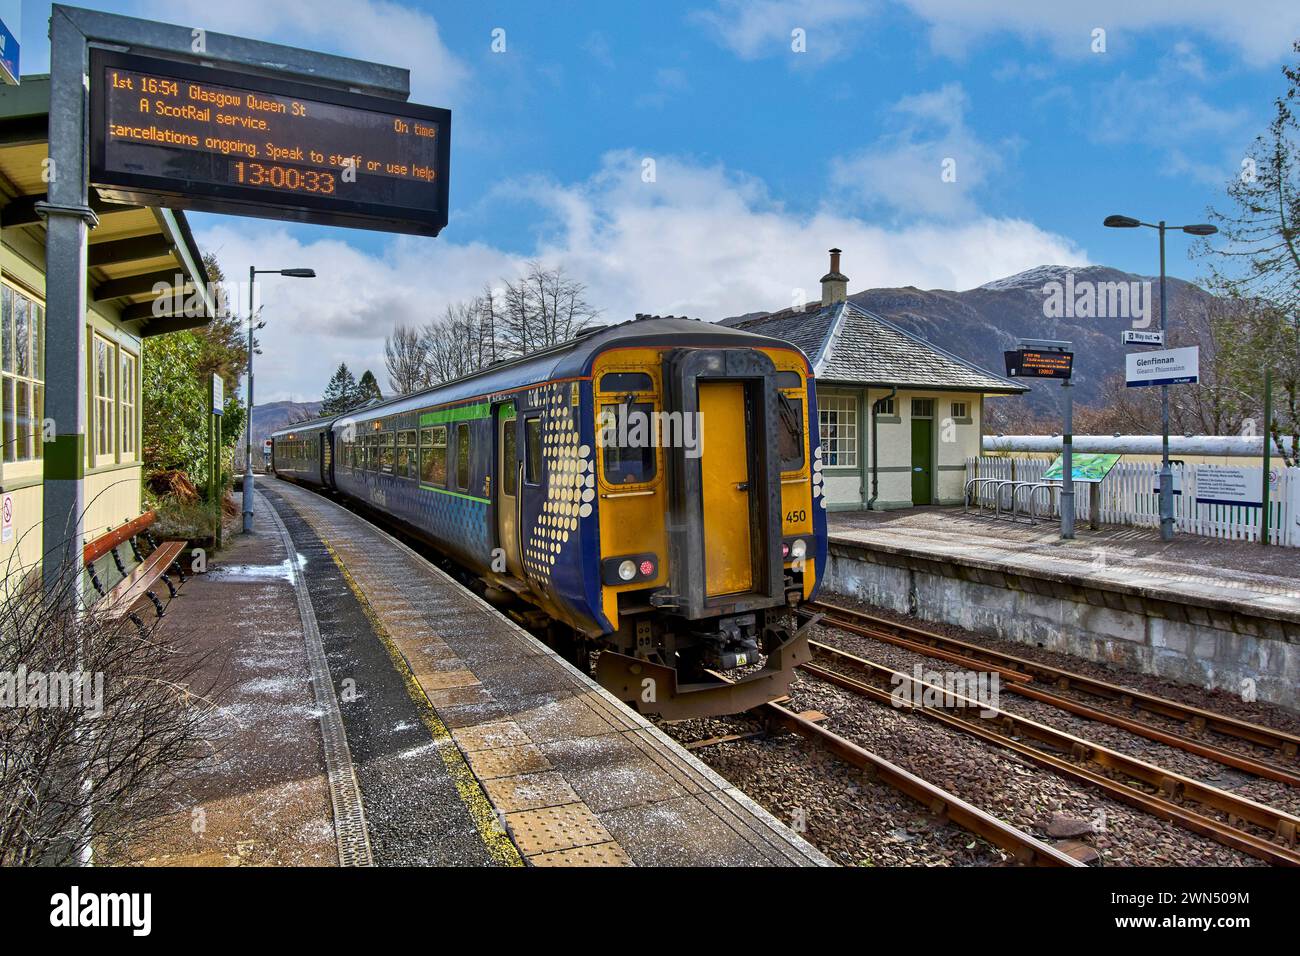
[825,509,1300,708]
[139,478,828,867]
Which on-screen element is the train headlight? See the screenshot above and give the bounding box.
[618,560,637,581]
[791,539,807,559]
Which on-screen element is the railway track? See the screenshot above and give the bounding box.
[805,601,1300,787]
[797,640,1300,866]
[759,702,1084,867]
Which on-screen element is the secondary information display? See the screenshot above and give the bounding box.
[89,50,450,236]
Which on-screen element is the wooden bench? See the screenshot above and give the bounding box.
[83,513,188,625]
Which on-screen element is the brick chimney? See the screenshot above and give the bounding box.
[820,247,848,305]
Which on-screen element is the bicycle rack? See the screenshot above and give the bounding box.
[963,477,1003,515]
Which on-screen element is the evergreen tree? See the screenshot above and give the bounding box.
[357,369,382,403]
[321,362,358,415]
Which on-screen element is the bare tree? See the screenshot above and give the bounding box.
[384,324,430,396]
[0,555,221,865]
[496,262,600,356]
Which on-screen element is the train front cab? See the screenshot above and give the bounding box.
[589,342,826,719]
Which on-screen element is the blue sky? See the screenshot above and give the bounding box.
[15,0,1300,400]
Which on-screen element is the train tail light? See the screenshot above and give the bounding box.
[602,553,658,585]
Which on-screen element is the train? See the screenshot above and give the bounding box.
[270,315,828,719]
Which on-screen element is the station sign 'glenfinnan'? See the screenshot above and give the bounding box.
[89,50,450,236]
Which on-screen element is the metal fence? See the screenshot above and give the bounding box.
[965,457,1300,546]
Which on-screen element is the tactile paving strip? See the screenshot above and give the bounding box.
[505,803,614,856]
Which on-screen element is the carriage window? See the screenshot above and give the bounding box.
[600,402,656,484]
[502,418,518,496]
[397,430,417,479]
[380,431,394,473]
[524,416,542,485]
[420,426,447,485]
[778,395,805,471]
[456,423,471,490]
[599,371,654,394]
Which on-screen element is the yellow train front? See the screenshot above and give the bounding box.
[273,314,828,719]
[583,317,827,718]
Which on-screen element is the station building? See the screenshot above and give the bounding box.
[727,251,1026,510]
[0,76,213,577]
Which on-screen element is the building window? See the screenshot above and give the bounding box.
[819,393,857,467]
[93,334,115,459]
[120,351,138,459]
[911,398,934,418]
[1,283,45,464]
[874,395,895,416]
[950,400,969,419]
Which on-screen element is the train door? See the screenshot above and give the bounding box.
[495,402,523,577]
[698,381,753,596]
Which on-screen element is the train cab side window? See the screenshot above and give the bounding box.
[600,402,656,484]
[524,416,542,484]
[599,371,654,393]
[456,423,470,490]
[502,418,518,496]
[778,394,805,472]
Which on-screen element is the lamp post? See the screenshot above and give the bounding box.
[243,266,316,533]
[1103,215,1217,542]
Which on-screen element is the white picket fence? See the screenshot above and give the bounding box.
[965,457,1300,547]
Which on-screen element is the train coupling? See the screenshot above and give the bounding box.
[698,613,761,670]
[595,612,822,721]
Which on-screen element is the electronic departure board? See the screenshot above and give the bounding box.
[89,50,450,236]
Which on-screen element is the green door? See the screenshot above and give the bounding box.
[910,417,933,505]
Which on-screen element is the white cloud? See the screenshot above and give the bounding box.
[693,0,876,61]
[205,150,1086,402]
[696,0,1300,65]
[829,83,1009,219]
[902,0,1300,64]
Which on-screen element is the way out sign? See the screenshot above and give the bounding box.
[1126,346,1199,388]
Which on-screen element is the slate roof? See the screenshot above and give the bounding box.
[729,300,1026,394]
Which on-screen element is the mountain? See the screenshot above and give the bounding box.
[251,400,322,450]
[724,265,1218,424]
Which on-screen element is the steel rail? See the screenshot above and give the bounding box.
[807,601,1300,764]
[801,645,1300,866]
[759,702,1084,867]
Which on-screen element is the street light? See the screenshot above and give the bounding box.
[243,266,316,533]
[1103,215,1217,541]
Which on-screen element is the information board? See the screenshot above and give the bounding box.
[1194,466,1273,508]
[1126,346,1199,388]
[1004,349,1073,380]
[89,50,450,236]
[1042,453,1121,484]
